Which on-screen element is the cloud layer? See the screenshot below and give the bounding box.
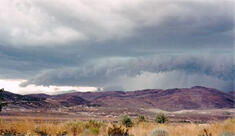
[20,55,234,92]
[0,0,233,48]
[0,0,234,94]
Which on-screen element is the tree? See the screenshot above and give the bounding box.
[0,88,7,112]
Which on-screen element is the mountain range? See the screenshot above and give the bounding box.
[1,86,234,111]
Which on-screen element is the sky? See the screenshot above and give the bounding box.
[0,0,234,94]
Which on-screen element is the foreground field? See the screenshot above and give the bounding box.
[0,117,234,136]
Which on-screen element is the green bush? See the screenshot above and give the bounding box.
[221,132,234,136]
[138,115,147,123]
[85,120,103,135]
[34,127,49,136]
[85,120,102,129]
[89,127,99,135]
[150,128,168,136]
[107,124,129,136]
[223,112,231,116]
[66,121,84,136]
[155,113,168,124]
[121,115,133,127]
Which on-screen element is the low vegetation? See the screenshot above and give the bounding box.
[0,116,234,136]
[155,113,168,124]
[137,115,147,123]
[121,115,133,128]
[150,128,168,136]
[108,124,129,136]
[0,88,7,112]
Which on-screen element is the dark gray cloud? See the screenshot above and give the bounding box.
[20,55,234,91]
[0,0,234,93]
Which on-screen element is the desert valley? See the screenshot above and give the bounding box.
[0,86,234,135]
[1,86,234,122]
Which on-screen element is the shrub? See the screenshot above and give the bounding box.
[66,122,84,136]
[34,127,49,136]
[56,130,67,136]
[121,115,133,127]
[198,129,212,136]
[138,115,147,123]
[221,132,234,136]
[155,113,168,124]
[107,124,129,136]
[0,128,22,136]
[223,112,231,116]
[150,128,168,136]
[85,120,103,135]
[89,127,99,135]
[85,120,102,129]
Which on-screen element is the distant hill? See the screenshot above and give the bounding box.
[228,91,235,97]
[1,91,49,109]
[27,93,52,99]
[1,86,234,111]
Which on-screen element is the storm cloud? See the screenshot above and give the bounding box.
[0,0,234,94]
[20,55,234,92]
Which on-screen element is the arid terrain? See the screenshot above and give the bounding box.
[0,117,234,136]
[0,86,235,135]
[1,86,234,123]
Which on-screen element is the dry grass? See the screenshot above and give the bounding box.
[0,117,234,136]
[130,119,235,136]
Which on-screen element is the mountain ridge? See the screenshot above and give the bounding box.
[1,86,234,111]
